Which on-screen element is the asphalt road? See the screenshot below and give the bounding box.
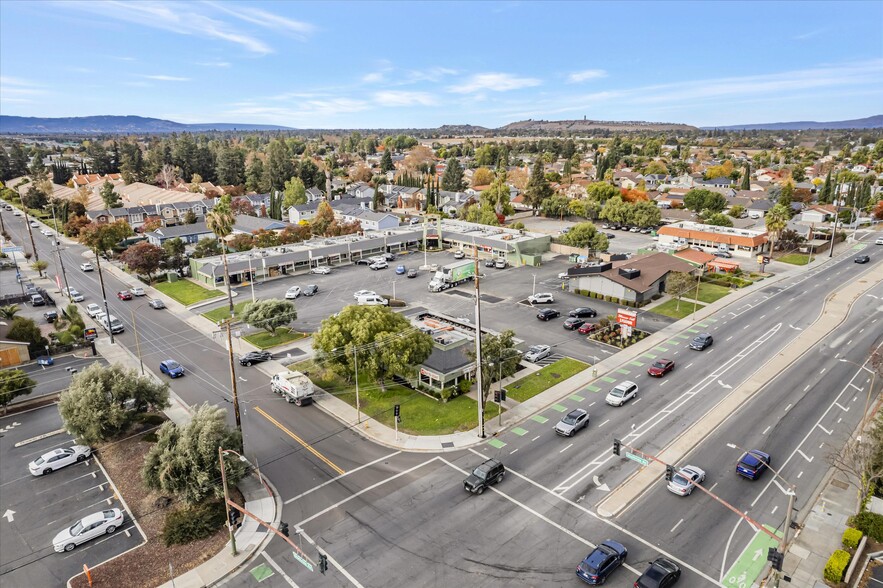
[9,354,107,404]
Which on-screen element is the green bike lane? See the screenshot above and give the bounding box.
[722,526,782,588]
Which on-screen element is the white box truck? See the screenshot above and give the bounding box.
[428,260,477,292]
[270,371,315,406]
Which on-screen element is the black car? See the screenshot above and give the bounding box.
[464,458,504,495]
[636,557,681,588]
[407,268,418,278]
[576,540,627,585]
[303,284,319,296]
[689,333,713,350]
[855,255,870,264]
[563,317,585,330]
[537,308,561,321]
[43,310,58,323]
[354,259,372,265]
[484,259,496,268]
[383,252,396,261]
[239,351,272,366]
[606,232,616,239]
[569,307,597,318]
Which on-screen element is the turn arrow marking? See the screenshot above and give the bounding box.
[718,380,732,389]
[3,509,15,522]
[592,475,610,492]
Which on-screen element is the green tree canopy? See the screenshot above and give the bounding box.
[728,204,746,218]
[100,180,121,209]
[465,330,520,404]
[628,201,662,227]
[585,181,619,203]
[683,189,727,213]
[664,271,696,311]
[599,196,630,224]
[193,238,222,258]
[702,212,734,227]
[380,149,394,173]
[80,220,133,255]
[561,222,609,253]
[282,176,307,209]
[0,369,36,411]
[524,160,553,211]
[240,299,296,334]
[441,157,465,192]
[765,203,792,250]
[7,317,48,358]
[540,194,570,218]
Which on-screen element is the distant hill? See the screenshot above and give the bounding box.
[436,124,489,135]
[0,115,293,134]
[703,115,883,131]
[498,119,698,133]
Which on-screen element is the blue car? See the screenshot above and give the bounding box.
[159,359,185,378]
[36,356,54,366]
[736,449,770,480]
[395,265,406,275]
[577,540,627,584]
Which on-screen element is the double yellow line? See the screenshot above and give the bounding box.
[254,406,345,476]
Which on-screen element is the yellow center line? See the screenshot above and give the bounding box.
[254,405,345,476]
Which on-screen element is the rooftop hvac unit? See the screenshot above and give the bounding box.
[618,268,641,279]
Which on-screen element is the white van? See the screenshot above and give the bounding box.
[356,294,388,306]
[748,211,762,220]
[100,314,125,334]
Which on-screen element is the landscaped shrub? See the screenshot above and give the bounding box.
[848,511,883,541]
[162,500,227,546]
[457,379,472,395]
[439,387,455,402]
[842,527,863,549]
[823,549,851,583]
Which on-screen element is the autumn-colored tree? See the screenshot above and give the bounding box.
[63,215,91,237]
[311,201,335,236]
[506,168,529,190]
[402,146,435,172]
[279,224,312,244]
[119,241,165,282]
[350,164,372,183]
[228,233,255,252]
[327,219,362,237]
[141,218,163,233]
[471,167,495,187]
[230,198,256,216]
[704,160,734,180]
[873,200,883,220]
[252,229,279,248]
[620,189,648,203]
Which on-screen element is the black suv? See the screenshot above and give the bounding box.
[239,351,272,366]
[689,333,713,350]
[464,458,504,495]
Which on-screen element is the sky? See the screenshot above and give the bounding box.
[1,1,882,129]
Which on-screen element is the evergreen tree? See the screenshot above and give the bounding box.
[440,157,465,192]
[0,148,11,181]
[740,164,751,190]
[51,161,72,185]
[100,180,121,208]
[819,169,833,203]
[524,160,553,211]
[8,142,29,178]
[778,182,794,209]
[380,148,394,173]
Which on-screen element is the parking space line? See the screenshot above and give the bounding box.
[60,525,137,559]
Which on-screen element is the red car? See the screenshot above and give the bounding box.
[116,290,133,301]
[647,359,674,377]
[578,322,598,335]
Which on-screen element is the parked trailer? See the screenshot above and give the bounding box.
[270,370,315,406]
[428,260,477,292]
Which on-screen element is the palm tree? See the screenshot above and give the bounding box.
[764,203,791,254]
[205,194,235,312]
[0,304,20,319]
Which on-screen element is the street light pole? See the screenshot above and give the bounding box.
[50,204,71,299]
[473,245,485,438]
[224,319,242,436]
[218,447,238,556]
[94,252,114,345]
[353,346,361,424]
[130,307,144,375]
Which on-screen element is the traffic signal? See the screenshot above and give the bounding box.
[228,508,240,526]
[278,522,289,538]
[500,388,507,402]
[664,465,674,482]
[613,439,621,456]
[319,554,328,575]
[494,390,501,403]
[394,404,400,417]
[767,548,783,571]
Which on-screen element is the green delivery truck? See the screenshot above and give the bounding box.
[428,260,477,292]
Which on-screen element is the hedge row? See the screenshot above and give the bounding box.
[823,549,851,583]
[848,511,883,542]
[575,289,652,308]
[842,527,863,549]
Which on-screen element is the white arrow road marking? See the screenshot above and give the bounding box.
[592,475,610,492]
[752,548,763,561]
[789,324,803,331]
[2,509,14,522]
[718,380,732,389]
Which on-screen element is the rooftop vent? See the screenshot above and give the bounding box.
[618,268,641,279]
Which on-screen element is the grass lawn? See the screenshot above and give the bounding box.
[202,301,250,323]
[777,253,810,265]
[154,279,223,305]
[695,282,731,304]
[650,298,702,320]
[506,358,589,403]
[290,360,501,435]
[243,327,307,349]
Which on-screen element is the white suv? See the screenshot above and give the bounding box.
[605,381,638,406]
[528,292,554,304]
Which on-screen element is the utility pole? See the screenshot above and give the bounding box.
[829,186,842,258]
[473,244,485,438]
[21,208,39,263]
[353,346,361,424]
[224,319,242,436]
[218,447,238,556]
[51,204,71,299]
[94,253,114,344]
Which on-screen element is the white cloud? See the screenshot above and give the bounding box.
[373,91,436,107]
[205,2,315,39]
[447,72,541,94]
[0,76,45,97]
[142,74,190,82]
[196,61,231,68]
[567,69,607,83]
[362,72,386,83]
[400,67,458,84]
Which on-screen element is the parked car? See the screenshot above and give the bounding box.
[630,226,641,233]
[369,260,389,270]
[689,333,713,350]
[239,351,272,366]
[53,509,124,552]
[303,284,319,296]
[80,262,94,272]
[640,227,652,234]
[523,344,552,362]
[29,445,92,476]
[714,250,733,259]
[149,299,165,309]
[116,290,132,301]
[40,228,53,236]
[30,294,45,306]
[130,287,145,296]
[667,465,706,496]
[353,290,376,299]
[453,250,466,259]
[736,450,770,480]
[606,233,616,239]
[569,307,597,318]
[407,269,418,278]
[310,266,332,274]
[395,265,406,275]
[576,540,628,585]
[463,458,504,495]
[354,258,373,265]
[636,556,682,588]
[555,409,589,437]
[43,310,58,323]
[854,255,870,264]
[605,381,638,406]
[383,252,396,261]
[63,288,84,302]
[285,286,301,299]
[484,258,496,268]
[159,359,185,378]
[528,292,554,304]
[86,303,102,318]
[29,220,39,228]
[563,317,585,330]
[647,359,675,377]
[577,322,598,335]
[537,308,561,321]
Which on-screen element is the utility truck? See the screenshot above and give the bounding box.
[428,260,476,292]
[271,371,315,406]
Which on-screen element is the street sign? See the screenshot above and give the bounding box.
[625,452,649,466]
[83,328,98,341]
[292,551,314,572]
[617,308,637,328]
[1,246,23,253]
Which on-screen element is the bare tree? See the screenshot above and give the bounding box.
[158,164,178,189]
[828,434,883,509]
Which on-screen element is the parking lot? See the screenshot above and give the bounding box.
[200,249,675,363]
[0,406,143,586]
[10,354,107,405]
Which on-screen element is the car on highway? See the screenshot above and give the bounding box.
[149,299,165,309]
[523,345,552,362]
[130,287,145,296]
[563,317,585,330]
[159,359,185,378]
[578,323,598,335]
[395,265,406,274]
[86,303,102,318]
[854,255,870,264]
[647,359,675,377]
[463,458,504,495]
[354,290,376,299]
[605,381,638,407]
[303,284,319,296]
[666,465,706,496]
[736,449,771,480]
[576,540,627,585]
[29,445,92,476]
[80,262,94,272]
[528,292,554,304]
[569,307,597,318]
[876,237,883,245]
[43,310,58,323]
[554,409,589,437]
[407,268,418,278]
[239,351,272,366]
[369,260,389,270]
[285,286,301,299]
[40,228,53,236]
[29,220,40,228]
[635,556,681,587]
[310,266,332,274]
[453,249,465,259]
[116,290,132,301]
[53,508,124,552]
[689,333,713,350]
[36,355,54,366]
[63,288,85,302]
[537,308,560,321]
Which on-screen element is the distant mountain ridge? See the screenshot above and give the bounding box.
[703,115,883,130]
[0,115,293,134]
[498,119,697,132]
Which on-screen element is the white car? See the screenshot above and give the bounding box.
[876,237,883,245]
[130,287,145,296]
[667,465,706,496]
[29,445,92,476]
[41,229,54,236]
[353,290,376,299]
[80,262,94,272]
[29,220,39,228]
[523,345,552,363]
[13,209,22,216]
[86,303,102,318]
[285,286,301,299]
[369,260,388,270]
[528,292,554,304]
[453,250,466,259]
[64,288,84,302]
[53,509,124,552]
[310,266,332,274]
[605,380,638,407]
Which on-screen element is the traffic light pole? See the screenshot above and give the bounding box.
[219,447,238,556]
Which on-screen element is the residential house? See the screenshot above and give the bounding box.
[146,222,216,246]
[643,174,669,189]
[232,215,290,235]
[305,187,324,202]
[800,204,836,224]
[288,203,319,224]
[334,205,399,231]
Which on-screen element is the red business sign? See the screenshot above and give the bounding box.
[617,309,637,328]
